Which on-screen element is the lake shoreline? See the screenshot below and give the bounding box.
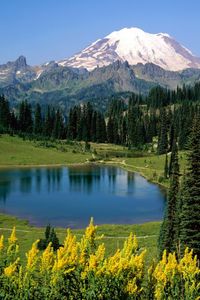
[0,159,168,189]
[0,164,165,228]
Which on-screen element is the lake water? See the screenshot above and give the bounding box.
[0,165,165,228]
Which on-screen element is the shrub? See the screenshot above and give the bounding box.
[38,224,60,251]
[0,221,199,299]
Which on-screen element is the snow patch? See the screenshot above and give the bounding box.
[35,70,43,80]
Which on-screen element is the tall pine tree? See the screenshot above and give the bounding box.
[157,108,168,155]
[34,103,42,135]
[159,139,180,255]
[179,116,200,258]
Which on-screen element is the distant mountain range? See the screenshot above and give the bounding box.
[0,27,200,111]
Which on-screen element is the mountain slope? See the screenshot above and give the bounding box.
[60,27,200,71]
[1,58,200,112]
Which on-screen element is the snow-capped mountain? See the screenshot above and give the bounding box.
[59,27,200,71]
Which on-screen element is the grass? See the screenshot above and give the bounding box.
[88,142,187,188]
[123,151,187,188]
[0,135,92,166]
[0,213,160,265]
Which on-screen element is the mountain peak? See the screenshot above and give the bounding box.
[60,27,200,71]
[107,27,145,36]
[15,55,27,69]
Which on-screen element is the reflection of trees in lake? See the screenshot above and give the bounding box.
[107,167,116,188]
[19,170,32,193]
[46,168,63,192]
[35,169,42,192]
[127,172,135,192]
[0,180,11,203]
[68,167,101,194]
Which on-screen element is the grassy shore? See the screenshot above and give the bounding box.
[0,213,160,265]
[90,142,187,188]
[0,135,92,166]
[0,135,187,188]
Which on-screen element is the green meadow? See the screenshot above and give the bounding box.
[0,134,187,262]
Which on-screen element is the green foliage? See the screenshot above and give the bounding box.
[159,140,180,256]
[18,100,33,133]
[157,108,168,155]
[0,95,11,133]
[38,224,60,251]
[180,116,200,258]
[67,102,106,143]
[84,141,91,152]
[34,103,42,135]
[164,153,168,179]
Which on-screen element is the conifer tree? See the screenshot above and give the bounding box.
[34,103,42,135]
[43,106,53,137]
[18,100,33,133]
[164,153,169,179]
[91,111,97,142]
[168,137,178,176]
[107,117,114,143]
[159,140,180,255]
[157,108,168,154]
[169,122,175,152]
[10,111,18,132]
[0,95,10,132]
[179,116,200,258]
[53,109,64,139]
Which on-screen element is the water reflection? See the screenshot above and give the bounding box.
[127,172,136,193]
[0,166,165,228]
[19,170,32,194]
[46,168,62,192]
[68,166,101,193]
[107,167,117,188]
[0,168,63,201]
[35,169,42,192]
[0,180,11,203]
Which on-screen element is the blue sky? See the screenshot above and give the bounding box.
[1,0,200,65]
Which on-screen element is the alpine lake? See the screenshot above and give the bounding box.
[0,165,166,228]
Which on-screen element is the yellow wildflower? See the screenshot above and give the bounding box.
[95,243,105,262]
[105,249,121,275]
[154,286,162,300]
[164,252,178,280]
[7,242,19,256]
[63,229,78,263]
[126,277,138,295]
[88,254,97,271]
[179,248,199,279]
[79,236,89,265]
[8,227,18,245]
[85,217,97,248]
[52,230,78,273]
[129,249,146,279]
[122,233,138,258]
[87,243,105,274]
[40,242,54,272]
[26,240,39,271]
[0,235,4,251]
[4,257,20,277]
